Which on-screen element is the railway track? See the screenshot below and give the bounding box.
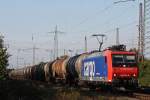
[48,84,150,100]
[133,93,150,100]
[132,86,150,100]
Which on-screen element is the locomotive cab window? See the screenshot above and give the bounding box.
[126,55,136,63]
[112,54,137,67]
[112,55,124,63]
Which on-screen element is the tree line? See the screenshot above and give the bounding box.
[0,35,9,80]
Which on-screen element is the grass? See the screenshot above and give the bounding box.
[0,80,134,100]
[138,60,150,86]
[0,80,103,100]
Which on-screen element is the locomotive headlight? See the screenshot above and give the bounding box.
[108,80,112,82]
[133,74,136,77]
[113,74,116,77]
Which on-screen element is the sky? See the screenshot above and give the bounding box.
[0,0,142,68]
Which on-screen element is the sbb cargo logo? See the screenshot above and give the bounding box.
[83,61,95,77]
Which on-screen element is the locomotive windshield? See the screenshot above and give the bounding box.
[112,54,137,67]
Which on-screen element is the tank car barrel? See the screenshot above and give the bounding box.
[52,55,69,79]
[66,55,80,79]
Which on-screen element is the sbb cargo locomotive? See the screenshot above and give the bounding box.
[9,45,139,88]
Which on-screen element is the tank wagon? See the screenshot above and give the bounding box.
[66,53,89,85]
[52,55,69,83]
[9,68,25,80]
[9,45,139,89]
[9,62,47,81]
[44,61,53,82]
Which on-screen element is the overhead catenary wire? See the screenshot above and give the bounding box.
[114,0,136,4]
[93,3,137,33]
[71,3,114,31]
[103,20,138,34]
[68,0,137,39]
[75,0,135,28]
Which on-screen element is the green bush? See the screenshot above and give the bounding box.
[0,35,9,80]
[138,60,150,86]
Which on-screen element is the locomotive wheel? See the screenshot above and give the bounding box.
[89,85,96,91]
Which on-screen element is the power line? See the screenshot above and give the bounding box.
[103,20,137,34]
[71,3,114,31]
[114,0,135,4]
[48,25,64,59]
[74,0,137,35]
[96,4,137,33]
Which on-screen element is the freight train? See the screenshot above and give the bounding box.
[9,45,139,89]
